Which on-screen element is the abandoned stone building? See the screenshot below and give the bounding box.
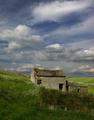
[31,67,88,94]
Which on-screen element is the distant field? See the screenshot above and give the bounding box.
[67,77,94,84]
[67,77,94,94]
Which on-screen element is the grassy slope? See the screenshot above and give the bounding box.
[67,77,94,94]
[0,71,94,120]
[67,77,94,85]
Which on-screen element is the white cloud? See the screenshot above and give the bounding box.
[0,25,43,51]
[32,0,91,22]
[15,25,31,36]
[76,47,94,57]
[19,44,93,63]
[72,65,94,73]
[46,43,63,50]
[2,41,94,65]
[70,47,94,62]
[7,41,21,50]
[45,43,65,53]
[0,25,42,42]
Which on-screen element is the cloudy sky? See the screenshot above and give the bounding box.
[0,0,94,75]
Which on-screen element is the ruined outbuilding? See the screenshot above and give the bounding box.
[67,82,88,94]
[31,67,88,94]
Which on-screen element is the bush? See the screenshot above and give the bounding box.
[38,87,94,112]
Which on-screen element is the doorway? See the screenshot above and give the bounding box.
[59,84,63,90]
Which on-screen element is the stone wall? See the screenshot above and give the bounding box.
[36,77,65,90]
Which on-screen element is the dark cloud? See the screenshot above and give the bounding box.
[0,0,56,15]
[0,0,57,26]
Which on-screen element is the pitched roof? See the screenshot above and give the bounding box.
[33,68,65,77]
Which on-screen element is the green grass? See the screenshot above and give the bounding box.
[67,77,94,85]
[0,71,94,120]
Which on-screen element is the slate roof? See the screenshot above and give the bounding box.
[33,68,65,77]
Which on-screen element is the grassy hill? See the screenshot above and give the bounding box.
[0,71,94,120]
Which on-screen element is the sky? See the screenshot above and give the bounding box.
[0,0,94,75]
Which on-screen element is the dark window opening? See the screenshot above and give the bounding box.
[37,80,42,85]
[66,80,69,92]
[77,88,80,93]
[59,84,63,90]
[66,85,69,92]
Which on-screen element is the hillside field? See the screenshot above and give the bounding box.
[0,71,94,120]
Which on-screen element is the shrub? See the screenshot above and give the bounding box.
[38,87,94,112]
